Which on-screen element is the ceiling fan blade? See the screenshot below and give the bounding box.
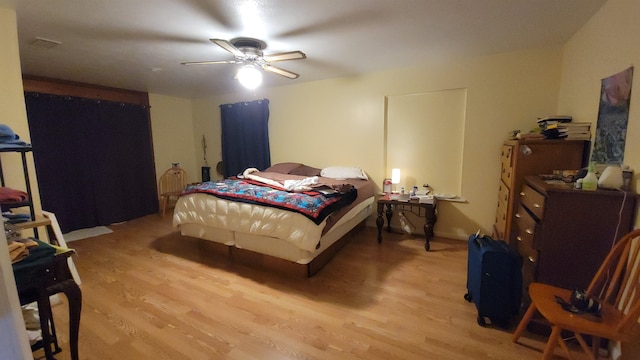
[263,65,300,79]
[181,60,239,65]
[263,51,307,63]
[210,38,245,58]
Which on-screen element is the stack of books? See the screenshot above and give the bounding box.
[538,116,571,139]
[561,122,592,140]
[537,116,591,140]
[537,115,573,123]
[515,132,544,140]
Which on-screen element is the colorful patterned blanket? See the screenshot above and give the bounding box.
[181,179,357,225]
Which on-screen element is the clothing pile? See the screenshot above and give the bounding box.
[22,303,42,345]
[5,222,35,263]
[0,187,29,202]
[2,211,31,224]
[7,238,39,263]
[0,186,31,224]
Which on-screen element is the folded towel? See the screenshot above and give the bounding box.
[283,176,319,192]
[2,211,32,224]
[15,238,39,248]
[8,241,29,263]
[8,241,24,254]
[0,124,29,147]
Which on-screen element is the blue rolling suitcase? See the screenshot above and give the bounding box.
[464,232,523,327]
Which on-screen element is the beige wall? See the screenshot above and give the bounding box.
[194,47,564,239]
[191,98,223,179]
[0,5,39,359]
[559,0,640,229]
[149,93,198,183]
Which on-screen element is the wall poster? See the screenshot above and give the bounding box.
[592,66,634,165]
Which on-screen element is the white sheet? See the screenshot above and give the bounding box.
[173,193,327,252]
[176,197,374,263]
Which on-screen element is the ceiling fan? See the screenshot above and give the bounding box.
[181,37,306,80]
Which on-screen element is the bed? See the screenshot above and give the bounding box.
[172,162,375,277]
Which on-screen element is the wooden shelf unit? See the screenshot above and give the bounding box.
[0,145,43,237]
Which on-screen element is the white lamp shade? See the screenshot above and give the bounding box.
[237,66,262,89]
[391,168,401,184]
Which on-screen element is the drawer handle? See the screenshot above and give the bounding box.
[516,236,522,242]
[515,213,521,218]
[528,256,536,263]
[525,229,534,235]
[534,203,541,208]
[520,192,525,196]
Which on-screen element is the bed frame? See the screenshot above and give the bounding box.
[178,197,374,277]
[195,220,367,277]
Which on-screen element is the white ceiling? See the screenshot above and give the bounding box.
[12,0,607,99]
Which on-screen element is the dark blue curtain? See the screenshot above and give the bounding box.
[220,99,271,177]
[24,93,158,233]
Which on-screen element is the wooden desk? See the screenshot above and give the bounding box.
[376,195,438,251]
[12,241,81,360]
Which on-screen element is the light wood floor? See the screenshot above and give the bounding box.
[40,214,574,360]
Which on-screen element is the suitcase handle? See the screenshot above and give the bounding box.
[473,230,484,247]
[473,234,492,248]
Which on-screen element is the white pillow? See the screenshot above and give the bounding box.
[320,166,369,180]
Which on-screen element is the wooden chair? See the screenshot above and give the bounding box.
[158,167,188,218]
[512,228,640,359]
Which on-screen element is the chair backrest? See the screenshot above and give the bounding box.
[158,168,188,195]
[587,228,640,337]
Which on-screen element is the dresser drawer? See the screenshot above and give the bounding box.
[514,205,539,303]
[495,198,508,240]
[493,180,511,240]
[500,145,514,185]
[519,184,545,220]
[498,179,510,204]
[514,204,537,249]
[521,247,538,304]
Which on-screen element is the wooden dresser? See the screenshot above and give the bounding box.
[493,139,587,244]
[515,175,636,304]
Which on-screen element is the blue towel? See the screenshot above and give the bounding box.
[2,212,32,223]
[0,124,29,147]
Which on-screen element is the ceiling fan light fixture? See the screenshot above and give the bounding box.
[236,65,262,89]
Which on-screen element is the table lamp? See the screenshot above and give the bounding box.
[391,168,401,193]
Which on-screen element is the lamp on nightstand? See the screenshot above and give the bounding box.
[391,168,401,193]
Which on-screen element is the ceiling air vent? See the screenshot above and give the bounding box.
[31,37,61,49]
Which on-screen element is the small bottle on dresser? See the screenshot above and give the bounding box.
[582,162,598,191]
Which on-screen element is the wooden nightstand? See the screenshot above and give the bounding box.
[376,194,438,251]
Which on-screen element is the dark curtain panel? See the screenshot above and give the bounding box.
[24,93,158,233]
[220,99,271,177]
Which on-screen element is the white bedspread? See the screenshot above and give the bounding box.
[172,193,326,252]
